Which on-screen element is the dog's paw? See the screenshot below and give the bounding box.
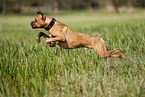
[123,56,127,60]
[49,43,56,47]
[47,42,56,47]
[36,37,40,43]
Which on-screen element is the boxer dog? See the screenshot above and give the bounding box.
[31,10,127,59]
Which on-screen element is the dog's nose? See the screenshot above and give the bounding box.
[31,21,34,26]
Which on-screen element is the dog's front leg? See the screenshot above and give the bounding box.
[36,32,50,43]
[36,32,56,47]
[46,37,64,43]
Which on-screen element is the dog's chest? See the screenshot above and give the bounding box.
[58,41,69,49]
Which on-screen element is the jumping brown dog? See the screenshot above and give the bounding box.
[31,10,127,59]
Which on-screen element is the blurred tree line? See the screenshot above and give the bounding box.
[0,0,145,14]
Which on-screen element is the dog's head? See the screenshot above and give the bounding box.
[31,10,47,29]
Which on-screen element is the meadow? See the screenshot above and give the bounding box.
[0,11,145,97]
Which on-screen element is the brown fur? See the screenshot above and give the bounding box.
[31,10,127,59]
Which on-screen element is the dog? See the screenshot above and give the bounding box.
[31,10,127,59]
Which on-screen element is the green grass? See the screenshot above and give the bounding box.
[0,11,145,97]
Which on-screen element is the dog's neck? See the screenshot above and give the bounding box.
[45,17,56,31]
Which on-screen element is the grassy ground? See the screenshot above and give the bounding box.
[0,11,145,97]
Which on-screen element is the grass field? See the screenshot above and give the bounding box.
[0,11,145,97]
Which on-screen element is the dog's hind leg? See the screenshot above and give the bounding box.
[92,34,108,58]
[36,32,56,47]
[95,47,127,59]
[105,48,127,59]
[93,34,127,59]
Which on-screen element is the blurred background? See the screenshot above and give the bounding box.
[0,0,145,14]
[0,1,145,97]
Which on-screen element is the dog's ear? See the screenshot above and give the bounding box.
[37,9,46,21]
[36,9,44,15]
[42,15,46,21]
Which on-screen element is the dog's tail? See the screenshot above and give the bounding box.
[98,34,102,38]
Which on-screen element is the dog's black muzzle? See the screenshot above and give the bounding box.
[31,21,37,29]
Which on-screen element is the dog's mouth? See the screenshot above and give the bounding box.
[31,25,37,29]
[31,21,45,29]
[31,21,38,29]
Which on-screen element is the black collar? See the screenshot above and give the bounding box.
[45,18,56,31]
